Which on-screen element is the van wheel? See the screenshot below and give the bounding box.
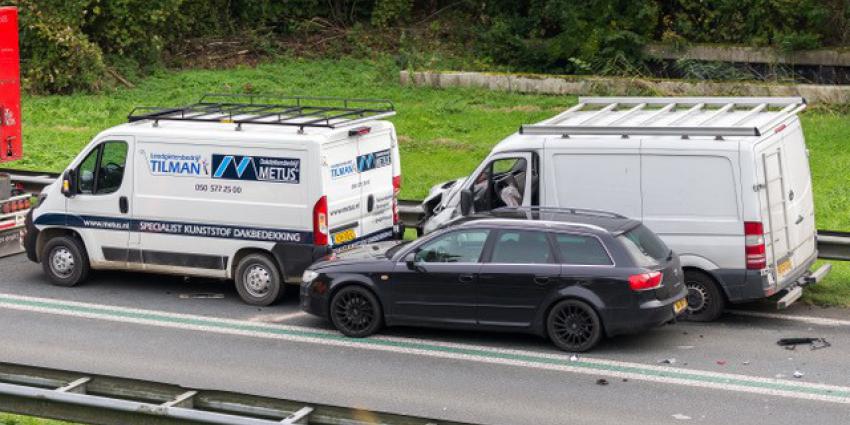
[684,271,725,322]
[234,254,283,306]
[42,236,90,287]
[547,299,603,352]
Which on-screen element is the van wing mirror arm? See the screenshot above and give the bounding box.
[460,189,473,216]
[61,169,77,198]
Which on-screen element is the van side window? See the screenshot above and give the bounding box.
[554,234,612,266]
[76,141,128,195]
[472,157,530,212]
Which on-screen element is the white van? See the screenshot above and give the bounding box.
[23,95,402,305]
[420,97,830,321]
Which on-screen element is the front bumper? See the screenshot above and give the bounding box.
[300,279,330,319]
[604,287,688,337]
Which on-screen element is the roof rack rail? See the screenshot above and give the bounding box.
[127,93,396,131]
[519,96,806,139]
[495,206,627,219]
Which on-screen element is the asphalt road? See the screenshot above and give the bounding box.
[1,253,850,425]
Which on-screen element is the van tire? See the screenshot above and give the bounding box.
[234,253,283,306]
[42,236,90,287]
[684,271,725,322]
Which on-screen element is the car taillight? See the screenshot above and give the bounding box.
[744,221,766,270]
[392,175,402,225]
[629,271,663,291]
[313,196,328,246]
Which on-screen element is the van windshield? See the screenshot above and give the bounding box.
[618,224,670,267]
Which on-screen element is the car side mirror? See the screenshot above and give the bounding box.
[60,169,77,198]
[404,252,417,271]
[460,189,473,216]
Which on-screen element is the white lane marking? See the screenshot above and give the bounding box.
[248,311,308,323]
[1,293,850,404]
[728,309,850,327]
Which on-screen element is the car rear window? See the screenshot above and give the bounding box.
[554,234,612,266]
[618,224,670,267]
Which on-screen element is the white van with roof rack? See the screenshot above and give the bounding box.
[23,94,403,306]
[420,96,831,321]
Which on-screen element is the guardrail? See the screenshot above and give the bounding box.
[5,168,850,262]
[0,362,468,425]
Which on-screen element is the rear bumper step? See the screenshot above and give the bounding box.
[776,263,831,310]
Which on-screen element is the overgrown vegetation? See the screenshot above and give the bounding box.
[13,57,850,306]
[4,0,849,94]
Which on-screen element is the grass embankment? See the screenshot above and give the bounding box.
[0,414,75,425]
[13,57,850,306]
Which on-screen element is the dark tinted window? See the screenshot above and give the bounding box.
[618,224,670,267]
[415,229,490,263]
[554,234,612,265]
[490,230,553,264]
[96,141,128,194]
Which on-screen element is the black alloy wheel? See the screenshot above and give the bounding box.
[547,299,603,352]
[330,286,383,338]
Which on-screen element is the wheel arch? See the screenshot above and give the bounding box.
[682,266,731,302]
[541,294,607,338]
[231,248,278,279]
[36,227,84,262]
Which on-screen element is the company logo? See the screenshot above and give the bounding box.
[148,153,209,177]
[212,154,300,184]
[330,160,355,179]
[356,149,392,173]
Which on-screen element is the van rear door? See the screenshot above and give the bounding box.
[756,119,817,283]
[324,139,362,249]
[355,128,396,244]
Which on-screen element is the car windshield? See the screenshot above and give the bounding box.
[618,224,671,267]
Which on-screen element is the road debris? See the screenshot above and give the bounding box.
[776,337,830,351]
[596,379,609,386]
[677,345,695,350]
[569,354,580,362]
[178,293,225,299]
[716,360,726,366]
[658,358,676,365]
[672,413,692,420]
[742,361,750,366]
[793,370,805,379]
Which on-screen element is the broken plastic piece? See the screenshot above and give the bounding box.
[793,370,804,379]
[596,379,609,386]
[776,337,830,351]
[658,358,676,365]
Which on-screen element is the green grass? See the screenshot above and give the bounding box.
[11,57,850,306]
[0,414,75,425]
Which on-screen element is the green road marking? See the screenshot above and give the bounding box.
[1,294,848,401]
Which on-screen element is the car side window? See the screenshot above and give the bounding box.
[415,230,490,263]
[554,234,613,266]
[490,230,554,264]
[76,141,128,195]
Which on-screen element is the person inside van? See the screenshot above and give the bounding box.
[471,158,527,211]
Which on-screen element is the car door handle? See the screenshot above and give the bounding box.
[534,276,551,285]
[458,274,475,283]
[119,196,129,214]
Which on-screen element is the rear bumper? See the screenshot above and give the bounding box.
[604,287,688,337]
[271,243,332,283]
[721,251,824,307]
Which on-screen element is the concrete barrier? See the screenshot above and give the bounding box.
[400,70,850,104]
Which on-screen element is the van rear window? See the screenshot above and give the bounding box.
[618,224,670,267]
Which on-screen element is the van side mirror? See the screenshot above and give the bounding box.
[460,189,473,216]
[60,169,77,198]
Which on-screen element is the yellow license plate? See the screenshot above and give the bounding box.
[674,298,688,314]
[777,259,792,277]
[333,229,357,245]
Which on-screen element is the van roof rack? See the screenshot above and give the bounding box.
[127,94,396,131]
[519,96,806,139]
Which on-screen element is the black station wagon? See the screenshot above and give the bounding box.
[301,207,688,351]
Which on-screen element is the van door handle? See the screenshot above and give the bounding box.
[458,274,475,283]
[795,215,804,225]
[119,196,129,214]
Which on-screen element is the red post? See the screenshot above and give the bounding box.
[0,6,21,162]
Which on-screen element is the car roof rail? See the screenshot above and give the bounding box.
[493,206,628,219]
[127,93,396,132]
[519,96,806,140]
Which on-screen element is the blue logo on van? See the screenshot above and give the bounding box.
[330,160,355,179]
[212,154,300,184]
[356,149,391,172]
